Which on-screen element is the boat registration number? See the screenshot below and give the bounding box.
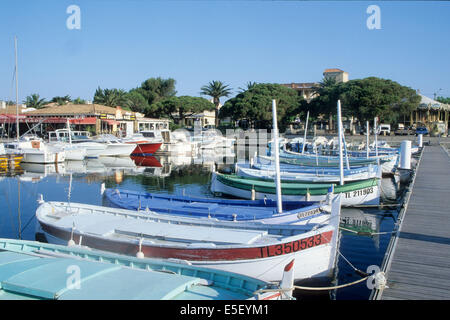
[344,187,374,199]
[259,231,333,258]
[297,208,321,219]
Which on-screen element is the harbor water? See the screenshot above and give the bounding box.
[0,154,406,300]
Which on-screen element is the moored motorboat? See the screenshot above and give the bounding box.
[93,134,137,157]
[35,195,341,283]
[121,132,163,155]
[4,136,65,164]
[0,238,293,300]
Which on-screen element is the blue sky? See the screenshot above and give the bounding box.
[1,1,449,104]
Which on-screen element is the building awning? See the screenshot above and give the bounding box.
[102,119,120,125]
[69,117,97,125]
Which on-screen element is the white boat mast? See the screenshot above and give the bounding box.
[14,35,19,141]
[272,99,282,213]
[366,121,370,159]
[301,110,309,154]
[337,100,344,186]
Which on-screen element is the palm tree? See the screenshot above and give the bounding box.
[23,94,47,109]
[200,80,232,127]
[93,87,127,107]
[238,81,257,93]
[50,95,72,105]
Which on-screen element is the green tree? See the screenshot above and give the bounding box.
[23,94,47,109]
[310,77,342,129]
[149,96,215,125]
[200,80,232,127]
[72,97,86,104]
[238,81,257,93]
[123,90,149,113]
[436,96,450,104]
[219,83,302,131]
[136,77,177,106]
[50,95,72,105]
[339,77,420,124]
[93,87,127,107]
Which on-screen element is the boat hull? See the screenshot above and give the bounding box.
[100,143,136,157]
[36,198,341,283]
[211,172,380,206]
[129,142,162,156]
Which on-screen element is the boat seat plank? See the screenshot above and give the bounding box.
[53,213,269,245]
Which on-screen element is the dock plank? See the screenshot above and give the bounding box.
[380,145,450,300]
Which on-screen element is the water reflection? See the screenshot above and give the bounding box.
[0,152,405,301]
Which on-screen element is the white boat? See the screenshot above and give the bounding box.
[67,131,107,158]
[93,134,136,157]
[35,194,341,283]
[120,132,163,155]
[191,129,235,152]
[5,136,65,164]
[48,128,87,161]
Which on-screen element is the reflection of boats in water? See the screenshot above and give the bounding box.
[19,162,66,182]
[339,208,391,250]
[380,175,400,202]
[131,156,162,167]
[129,156,171,177]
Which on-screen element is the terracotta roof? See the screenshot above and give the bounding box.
[0,104,28,115]
[323,68,345,73]
[25,103,126,116]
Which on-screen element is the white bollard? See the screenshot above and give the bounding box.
[418,134,423,148]
[400,140,411,170]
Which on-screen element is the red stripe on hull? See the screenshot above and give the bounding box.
[40,222,333,262]
[128,142,162,155]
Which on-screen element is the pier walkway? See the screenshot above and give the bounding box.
[372,145,450,300]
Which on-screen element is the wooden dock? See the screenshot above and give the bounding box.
[371,145,450,300]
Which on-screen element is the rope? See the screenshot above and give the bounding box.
[255,276,370,294]
[339,226,397,236]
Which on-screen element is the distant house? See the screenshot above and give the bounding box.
[280,82,319,102]
[323,68,349,83]
[281,69,349,102]
[409,94,450,134]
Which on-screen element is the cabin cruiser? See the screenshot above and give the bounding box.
[92,134,136,157]
[121,131,163,155]
[48,129,87,161]
[4,135,65,164]
[55,130,107,158]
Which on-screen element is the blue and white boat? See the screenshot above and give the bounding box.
[0,238,293,300]
[235,161,381,183]
[102,186,334,225]
[35,195,341,283]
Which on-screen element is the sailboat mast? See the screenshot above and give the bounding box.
[301,111,309,154]
[14,35,19,141]
[272,99,282,213]
[337,100,344,186]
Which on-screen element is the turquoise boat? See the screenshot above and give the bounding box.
[0,238,293,300]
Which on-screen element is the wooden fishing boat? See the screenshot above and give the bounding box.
[0,238,293,300]
[278,148,398,174]
[254,155,378,175]
[102,187,335,224]
[35,195,341,283]
[235,162,380,183]
[211,172,380,206]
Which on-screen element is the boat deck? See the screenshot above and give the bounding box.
[372,145,450,300]
[39,202,316,247]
